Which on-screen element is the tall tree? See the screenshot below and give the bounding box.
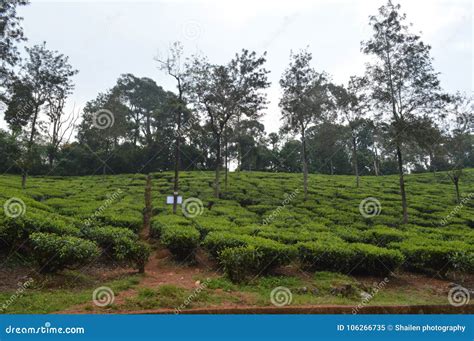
[45,88,78,168]
[0,0,28,100]
[155,42,187,214]
[330,76,368,187]
[5,42,77,187]
[187,50,269,198]
[114,73,172,147]
[77,90,128,175]
[444,94,474,203]
[362,1,448,223]
[279,49,332,199]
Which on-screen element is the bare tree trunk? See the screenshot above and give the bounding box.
[103,140,108,176]
[236,115,241,172]
[454,176,460,204]
[22,105,40,189]
[173,106,181,214]
[49,120,57,169]
[224,126,228,191]
[214,134,221,198]
[301,129,308,201]
[396,144,408,224]
[372,143,379,176]
[352,135,360,188]
[142,174,152,239]
[21,172,27,189]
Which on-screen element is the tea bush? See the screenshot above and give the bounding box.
[297,241,404,276]
[29,232,100,273]
[0,169,472,281]
[160,225,200,261]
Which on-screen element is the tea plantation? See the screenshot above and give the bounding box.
[1,170,473,285]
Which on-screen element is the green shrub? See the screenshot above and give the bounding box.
[350,243,404,275]
[362,226,406,246]
[29,232,100,273]
[202,232,248,257]
[249,237,295,271]
[161,225,200,261]
[0,211,81,247]
[216,237,294,282]
[150,215,190,238]
[84,226,137,247]
[82,225,149,270]
[297,241,403,276]
[98,212,142,232]
[298,241,353,273]
[332,226,365,243]
[390,239,474,275]
[219,245,261,282]
[113,239,151,272]
[193,217,234,238]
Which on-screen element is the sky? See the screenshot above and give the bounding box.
[0,0,472,133]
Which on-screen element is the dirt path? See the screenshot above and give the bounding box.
[56,247,220,313]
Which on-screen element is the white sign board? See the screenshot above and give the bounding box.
[166,196,183,204]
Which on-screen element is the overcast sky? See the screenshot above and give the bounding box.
[1,0,472,133]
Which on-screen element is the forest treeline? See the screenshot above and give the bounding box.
[1,1,473,220]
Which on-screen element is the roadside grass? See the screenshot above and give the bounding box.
[200,271,452,307]
[0,274,141,314]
